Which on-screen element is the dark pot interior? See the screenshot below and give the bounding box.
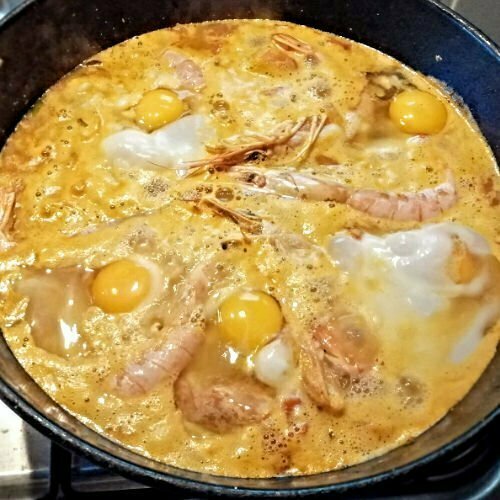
[0,0,498,496]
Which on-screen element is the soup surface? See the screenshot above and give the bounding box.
[0,20,499,477]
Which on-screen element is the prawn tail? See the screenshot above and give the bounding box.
[347,170,457,221]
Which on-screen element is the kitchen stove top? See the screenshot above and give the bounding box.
[0,1,499,498]
[0,403,498,499]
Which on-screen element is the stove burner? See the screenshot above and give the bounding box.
[36,421,499,499]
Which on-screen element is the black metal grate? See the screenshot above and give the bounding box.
[37,421,499,500]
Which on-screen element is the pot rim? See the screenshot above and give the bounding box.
[0,0,498,495]
[0,376,498,496]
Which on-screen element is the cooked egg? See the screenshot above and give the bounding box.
[329,223,500,366]
[217,290,283,354]
[254,337,292,387]
[16,267,92,357]
[91,257,163,313]
[451,302,500,362]
[102,114,212,171]
[329,223,491,318]
[136,88,185,131]
[389,89,447,135]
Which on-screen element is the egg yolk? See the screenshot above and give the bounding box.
[136,89,185,131]
[389,89,447,135]
[217,290,283,354]
[91,260,151,313]
[447,241,479,284]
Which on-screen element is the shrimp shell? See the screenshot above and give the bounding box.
[235,168,457,222]
[0,186,18,251]
[184,117,308,173]
[300,341,345,413]
[174,377,272,432]
[272,33,315,57]
[347,172,456,221]
[112,262,213,397]
[163,51,205,91]
[113,324,205,397]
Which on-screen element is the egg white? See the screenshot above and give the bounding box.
[254,336,292,388]
[127,255,166,310]
[102,114,213,173]
[328,223,499,363]
[328,223,491,318]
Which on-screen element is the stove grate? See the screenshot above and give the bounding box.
[38,422,499,500]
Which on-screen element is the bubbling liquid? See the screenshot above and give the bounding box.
[0,19,498,478]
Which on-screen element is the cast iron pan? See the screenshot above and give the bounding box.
[0,0,499,496]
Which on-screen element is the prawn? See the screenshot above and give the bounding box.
[300,340,345,413]
[163,51,205,91]
[192,196,328,263]
[185,118,306,173]
[343,72,409,140]
[113,325,205,397]
[367,70,409,100]
[174,377,272,432]
[185,115,326,175]
[0,186,17,251]
[300,313,378,412]
[313,314,378,377]
[286,114,327,163]
[233,167,457,221]
[197,196,263,236]
[271,33,316,58]
[263,223,327,266]
[112,264,209,397]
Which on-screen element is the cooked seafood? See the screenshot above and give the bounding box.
[113,263,209,396]
[271,33,316,57]
[113,324,205,397]
[174,377,273,432]
[0,20,498,479]
[163,51,206,90]
[0,186,18,251]
[234,167,457,221]
[185,114,326,173]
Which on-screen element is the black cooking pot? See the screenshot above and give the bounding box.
[0,0,499,497]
